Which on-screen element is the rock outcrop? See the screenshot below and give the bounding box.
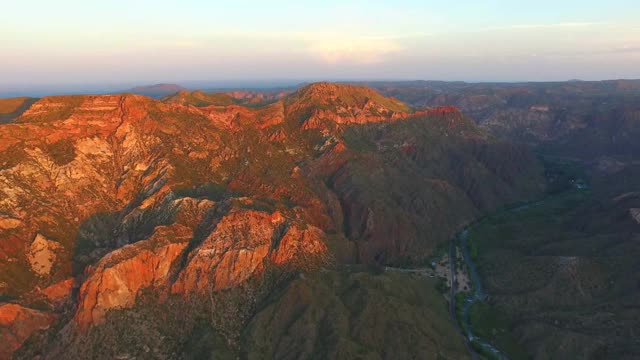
[27,234,62,276]
[75,225,191,328]
[41,278,74,304]
[0,83,544,357]
[0,303,55,359]
[75,204,328,328]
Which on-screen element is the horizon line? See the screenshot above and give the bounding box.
[2,78,640,98]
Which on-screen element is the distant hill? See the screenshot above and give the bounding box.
[163,89,293,107]
[162,90,239,106]
[125,83,186,98]
[0,97,38,124]
[358,80,640,159]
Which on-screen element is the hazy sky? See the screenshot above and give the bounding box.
[2,0,640,88]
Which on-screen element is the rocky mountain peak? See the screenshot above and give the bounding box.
[0,83,544,358]
[287,82,411,113]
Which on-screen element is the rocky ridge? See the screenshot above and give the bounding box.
[0,83,543,358]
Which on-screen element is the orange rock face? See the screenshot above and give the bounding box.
[171,208,328,294]
[0,303,55,359]
[269,225,327,269]
[0,83,542,356]
[74,206,328,328]
[41,278,74,304]
[171,209,280,294]
[74,224,192,328]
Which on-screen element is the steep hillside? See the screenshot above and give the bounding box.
[352,80,640,359]
[467,161,640,359]
[0,97,38,124]
[242,270,470,360]
[363,80,640,160]
[0,83,543,358]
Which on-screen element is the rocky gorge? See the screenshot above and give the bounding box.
[0,83,544,358]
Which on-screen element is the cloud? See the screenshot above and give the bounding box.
[540,45,640,57]
[304,35,403,64]
[609,45,640,54]
[484,22,605,31]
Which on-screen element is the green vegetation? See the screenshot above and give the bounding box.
[464,158,640,358]
[538,154,588,194]
[73,203,179,275]
[332,111,544,264]
[182,323,236,359]
[342,127,377,151]
[450,156,610,359]
[0,143,29,169]
[172,182,230,201]
[468,302,529,360]
[236,198,277,213]
[17,268,469,360]
[467,237,479,260]
[43,139,76,166]
[0,256,37,300]
[72,212,123,274]
[435,278,449,294]
[454,292,470,326]
[243,269,470,360]
[469,340,496,360]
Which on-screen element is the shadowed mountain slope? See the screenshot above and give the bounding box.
[0,83,543,358]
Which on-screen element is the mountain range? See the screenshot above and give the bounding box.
[0,80,638,359]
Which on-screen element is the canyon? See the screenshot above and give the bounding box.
[0,83,544,359]
[2,80,639,359]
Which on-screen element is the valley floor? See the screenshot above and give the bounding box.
[456,157,640,359]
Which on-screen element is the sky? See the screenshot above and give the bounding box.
[1,0,640,92]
